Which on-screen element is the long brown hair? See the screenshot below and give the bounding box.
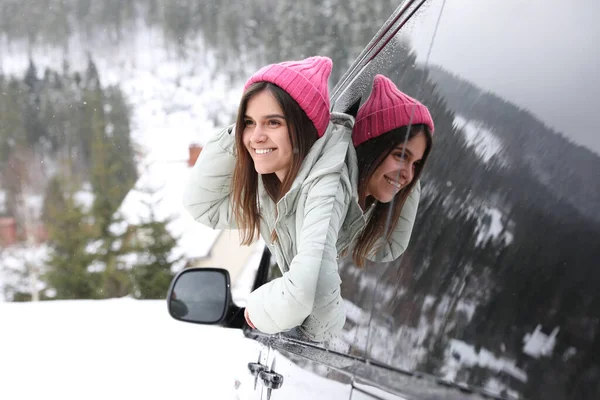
[231,82,318,245]
[352,124,433,266]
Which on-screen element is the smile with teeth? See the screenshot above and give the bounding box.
[384,175,402,190]
[254,148,275,155]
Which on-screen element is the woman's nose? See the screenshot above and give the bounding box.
[250,126,267,143]
[399,165,412,186]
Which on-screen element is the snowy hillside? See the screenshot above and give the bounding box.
[0,23,252,300]
[454,114,506,166]
[0,24,245,167]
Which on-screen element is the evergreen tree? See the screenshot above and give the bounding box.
[86,86,133,298]
[104,85,138,200]
[129,187,181,300]
[43,177,99,299]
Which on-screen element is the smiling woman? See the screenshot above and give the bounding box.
[233,81,320,237]
[183,56,356,342]
[338,74,434,266]
[241,89,297,180]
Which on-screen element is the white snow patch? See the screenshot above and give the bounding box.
[443,339,527,383]
[454,115,506,165]
[422,295,436,310]
[476,206,513,246]
[562,347,577,361]
[341,293,481,372]
[22,193,44,220]
[0,190,5,213]
[0,245,49,301]
[74,183,95,212]
[110,160,221,270]
[484,378,520,399]
[230,237,266,307]
[522,324,559,359]
[344,299,371,325]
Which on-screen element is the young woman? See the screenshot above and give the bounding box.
[183,56,355,342]
[338,74,434,266]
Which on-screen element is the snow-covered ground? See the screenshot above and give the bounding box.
[0,298,361,400]
[0,298,255,399]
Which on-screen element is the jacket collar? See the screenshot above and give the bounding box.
[259,113,355,217]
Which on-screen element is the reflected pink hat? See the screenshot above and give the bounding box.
[243,56,332,137]
[353,74,434,147]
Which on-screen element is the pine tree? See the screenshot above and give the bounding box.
[43,177,99,299]
[129,187,182,299]
[86,86,132,298]
[104,85,138,200]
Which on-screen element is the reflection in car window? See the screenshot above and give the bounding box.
[336,1,600,399]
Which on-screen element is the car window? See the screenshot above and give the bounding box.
[334,1,600,399]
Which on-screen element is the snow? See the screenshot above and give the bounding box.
[230,237,266,306]
[110,160,221,270]
[344,299,370,325]
[23,194,44,219]
[0,244,48,301]
[0,190,5,213]
[484,378,520,399]
[0,298,254,399]
[476,206,514,246]
[443,339,528,383]
[0,298,355,400]
[522,324,559,359]
[454,114,506,165]
[0,21,249,291]
[74,183,95,212]
[353,382,408,400]
[0,24,244,167]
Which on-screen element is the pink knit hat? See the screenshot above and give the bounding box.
[243,56,332,137]
[353,74,434,147]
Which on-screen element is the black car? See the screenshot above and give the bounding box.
[168,1,600,399]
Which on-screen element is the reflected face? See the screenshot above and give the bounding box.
[366,132,427,203]
[242,90,293,182]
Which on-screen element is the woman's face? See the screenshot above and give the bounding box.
[242,90,293,181]
[366,132,427,203]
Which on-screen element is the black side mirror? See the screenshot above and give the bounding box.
[166,267,245,328]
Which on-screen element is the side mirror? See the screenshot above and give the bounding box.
[166,267,245,328]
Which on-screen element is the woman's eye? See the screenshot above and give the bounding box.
[268,119,281,127]
[244,119,254,127]
[393,152,407,160]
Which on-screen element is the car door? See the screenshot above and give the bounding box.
[336,1,600,400]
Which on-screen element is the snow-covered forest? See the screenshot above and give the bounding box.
[1,1,599,400]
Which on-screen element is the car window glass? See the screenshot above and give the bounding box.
[337,1,600,399]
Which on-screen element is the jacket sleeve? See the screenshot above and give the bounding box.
[245,172,348,334]
[367,180,421,262]
[182,125,238,230]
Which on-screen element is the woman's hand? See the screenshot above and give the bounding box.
[244,308,256,329]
